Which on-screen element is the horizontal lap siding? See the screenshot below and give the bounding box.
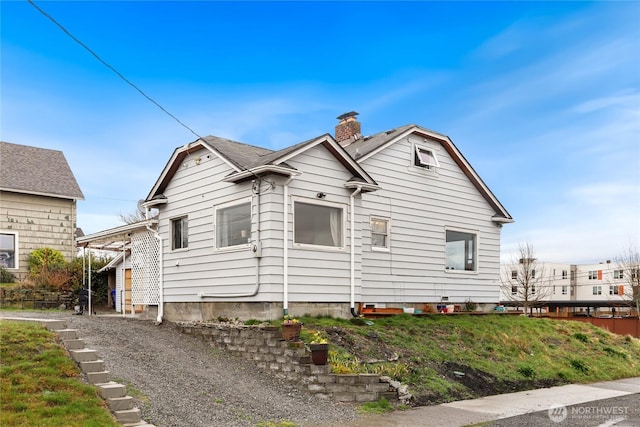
[359,136,501,304]
[159,149,267,302]
[285,146,360,303]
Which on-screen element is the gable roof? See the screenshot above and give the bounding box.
[344,125,513,222]
[0,141,84,200]
[147,134,378,200]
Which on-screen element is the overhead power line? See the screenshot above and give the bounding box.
[27,0,203,141]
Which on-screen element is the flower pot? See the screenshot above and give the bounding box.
[281,323,302,341]
[310,343,329,365]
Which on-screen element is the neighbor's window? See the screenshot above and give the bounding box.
[370,217,389,250]
[445,230,476,271]
[0,233,17,269]
[171,217,188,250]
[294,200,344,248]
[511,270,517,279]
[216,200,251,248]
[414,145,439,169]
[562,270,568,279]
[614,270,624,279]
[609,285,624,295]
[562,285,568,295]
[592,286,602,295]
[588,271,598,280]
[511,285,517,295]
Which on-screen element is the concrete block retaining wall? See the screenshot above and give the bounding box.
[177,322,397,403]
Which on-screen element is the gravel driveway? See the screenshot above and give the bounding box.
[4,311,361,427]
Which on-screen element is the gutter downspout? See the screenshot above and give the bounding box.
[350,186,363,317]
[122,243,126,318]
[88,249,92,316]
[144,214,164,323]
[282,176,295,316]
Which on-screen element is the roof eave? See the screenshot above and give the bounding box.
[222,165,301,183]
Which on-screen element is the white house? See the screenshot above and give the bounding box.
[78,113,513,322]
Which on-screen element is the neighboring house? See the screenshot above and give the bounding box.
[0,141,84,278]
[500,260,633,315]
[78,113,512,322]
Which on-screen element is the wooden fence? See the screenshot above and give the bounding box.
[551,316,640,338]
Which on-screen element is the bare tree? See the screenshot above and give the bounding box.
[614,245,640,317]
[501,243,553,315]
[118,201,158,225]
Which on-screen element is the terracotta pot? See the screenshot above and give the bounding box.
[281,323,302,341]
[310,343,329,365]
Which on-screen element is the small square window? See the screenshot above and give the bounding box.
[171,217,188,250]
[370,217,389,250]
[414,145,439,169]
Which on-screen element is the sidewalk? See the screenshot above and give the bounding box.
[346,377,640,427]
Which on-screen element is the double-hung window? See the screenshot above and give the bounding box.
[614,270,623,279]
[370,217,389,251]
[0,232,17,269]
[294,200,344,249]
[171,217,188,250]
[215,199,251,249]
[593,286,602,295]
[445,229,477,272]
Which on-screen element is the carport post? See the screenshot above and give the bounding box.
[88,249,92,316]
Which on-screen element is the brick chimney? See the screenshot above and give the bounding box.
[335,111,361,146]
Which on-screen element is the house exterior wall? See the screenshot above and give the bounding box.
[0,191,78,278]
[156,145,361,311]
[357,134,502,305]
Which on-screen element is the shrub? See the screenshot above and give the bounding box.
[27,247,65,272]
[517,364,536,379]
[572,332,589,343]
[570,359,589,374]
[0,267,16,283]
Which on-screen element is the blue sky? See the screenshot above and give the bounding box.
[2,1,639,264]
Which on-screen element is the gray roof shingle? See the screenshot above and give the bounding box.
[0,141,84,200]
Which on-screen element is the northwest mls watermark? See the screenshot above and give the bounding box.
[548,404,630,423]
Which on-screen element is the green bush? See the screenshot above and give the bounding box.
[0,267,16,283]
[27,247,66,272]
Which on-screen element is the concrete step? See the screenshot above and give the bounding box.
[55,329,78,340]
[41,319,67,331]
[114,407,141,424]
[63,339,85,350]
[106,395,135,411]
[86,371,110,384]
[97,381,126,399]
[79,359,105,373]
[69,348,98,363]
[122,422,156,427]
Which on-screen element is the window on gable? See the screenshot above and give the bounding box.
[445,230,476,272]
[216,200,251,248]
[294,200,344,248]
[171,217,188,250]
[414,145,439,169]
[370,217,389,250]
[0,233,17,269]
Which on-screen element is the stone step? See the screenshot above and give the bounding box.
[97,381,126,399]
[79,359,105,373]
[86,371,110,384]
[69,348,99,362]
[106,395,135,411]
[114,407,141,424]
[55,329,78,340]
[63,339,85,350]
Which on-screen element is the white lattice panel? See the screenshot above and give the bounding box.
[131,230,160,305]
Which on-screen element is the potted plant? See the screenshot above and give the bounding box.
[309,332,329,365]
[281,315,302,341]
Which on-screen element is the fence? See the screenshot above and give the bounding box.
[552,316,640,338]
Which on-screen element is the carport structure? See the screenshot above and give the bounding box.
[76,219,162,321]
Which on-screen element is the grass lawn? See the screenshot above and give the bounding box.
[297,314,640,404]
[0,320,120,427]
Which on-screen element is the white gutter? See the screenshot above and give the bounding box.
[222,165,299,183]
[349,185,363,316]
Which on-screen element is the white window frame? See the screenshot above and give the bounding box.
[413,144,440,169]
[592,285,602,295]
[214,197,252,251]
[0,231,18,270]
[444,227,478,273]
[614,270,623,280]
[370,216,390,252]
[588,271,598,280]
[170,216,188,251]
[562,285,568,295]
[292,197,346,251]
